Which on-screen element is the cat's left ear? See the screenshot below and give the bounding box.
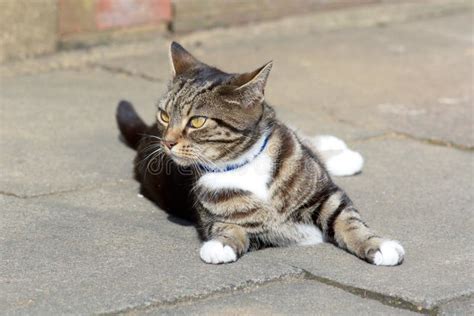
[230,61,273,108]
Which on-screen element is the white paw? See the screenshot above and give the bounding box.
[200,240,237,264]
[325,149,364,177]
[310,135,364,177]
[311,135,348,151]
[373,240,405,266]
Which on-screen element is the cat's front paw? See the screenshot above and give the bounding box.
[200,240,237,264]
[367,240,405,266]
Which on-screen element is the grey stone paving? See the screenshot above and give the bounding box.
[143,280,417,315]
[1,184,301,314]
[0,70,157,197]
[278,139,473,309]
[1,9,473,316]
[439,296,474,316]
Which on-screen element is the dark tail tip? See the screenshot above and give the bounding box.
[116,100,147,150]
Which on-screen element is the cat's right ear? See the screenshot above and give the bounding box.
[223,61,273,109]
[169,42,200,77]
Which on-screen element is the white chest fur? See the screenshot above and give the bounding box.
[198,149,273,202]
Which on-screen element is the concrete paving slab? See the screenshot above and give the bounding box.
[4,139,468,314]
[439,296,474,315]
[271,138,473,310]
[0,182,302,315]
[0,69,160,197]
[143,280,417,316]
[101,13,474,147]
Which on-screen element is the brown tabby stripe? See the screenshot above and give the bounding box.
[210,224,232,236]
[171,84,191,110]
[228,207,258,220]
[212,118,247,133]
[197,202,219,219]
[183,83,219,114]
[325,194,351,240]
[240,221,262,228]
[288,188,317,219]
[286,209,303,222]
[305,185,338,211]
[179,90,198,113]
[194,137,238,144]
[177,81,206,112]
[204,221,214,237]
[199,189,250,204]
[277,161,305,213]
[251,111,265,129]
[220,133,259,161]
[346,216,365,225]
[271,128,295,180]
[213,135,249,161]
[301,143,323,165]
[274,153,304,197]
[346,224,361,232]
[228,133,254,152]
[163,81,186,110]
[312,186,340,217]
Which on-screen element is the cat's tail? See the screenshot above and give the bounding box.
[309,135,364,177]
[116,100,148,150]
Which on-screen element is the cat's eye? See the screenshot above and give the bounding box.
[188,116,207,129]
[159,110,170,124]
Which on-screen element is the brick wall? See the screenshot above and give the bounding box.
[58,0,172,48]
[59,0,172,37]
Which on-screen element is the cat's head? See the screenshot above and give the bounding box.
[157,42,274,168]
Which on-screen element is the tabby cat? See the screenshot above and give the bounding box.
[116,42,405,266]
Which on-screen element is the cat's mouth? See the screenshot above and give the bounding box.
[166,151,194,167]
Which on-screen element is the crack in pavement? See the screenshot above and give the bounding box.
[99,270,306,315]
[0,180,132,200]
[302,269,474,315]
[90,63,163,82]
[354,132,474,152]
[324,110,473,152]
[300,269,436,315]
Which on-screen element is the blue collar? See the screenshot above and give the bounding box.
[198,134,271,173]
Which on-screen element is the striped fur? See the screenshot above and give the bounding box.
[133,42,404,266]
[194,123,403,264]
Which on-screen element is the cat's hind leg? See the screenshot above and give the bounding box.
[314,186,405,266]
[311,135,364,177]
[301,134,364,177]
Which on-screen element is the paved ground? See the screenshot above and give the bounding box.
[1,9,473,316]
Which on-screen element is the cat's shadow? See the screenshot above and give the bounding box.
[166,214,194,227]
[138,183,197,227]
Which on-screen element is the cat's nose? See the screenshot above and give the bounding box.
[163,140,177,149]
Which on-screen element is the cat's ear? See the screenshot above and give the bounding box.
[230,61,273,108]
[169,41,200,77]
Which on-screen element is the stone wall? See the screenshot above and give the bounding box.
[0,0,58,62]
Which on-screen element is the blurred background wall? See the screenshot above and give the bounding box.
[0,0,470,63]
[0,0,58,63]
